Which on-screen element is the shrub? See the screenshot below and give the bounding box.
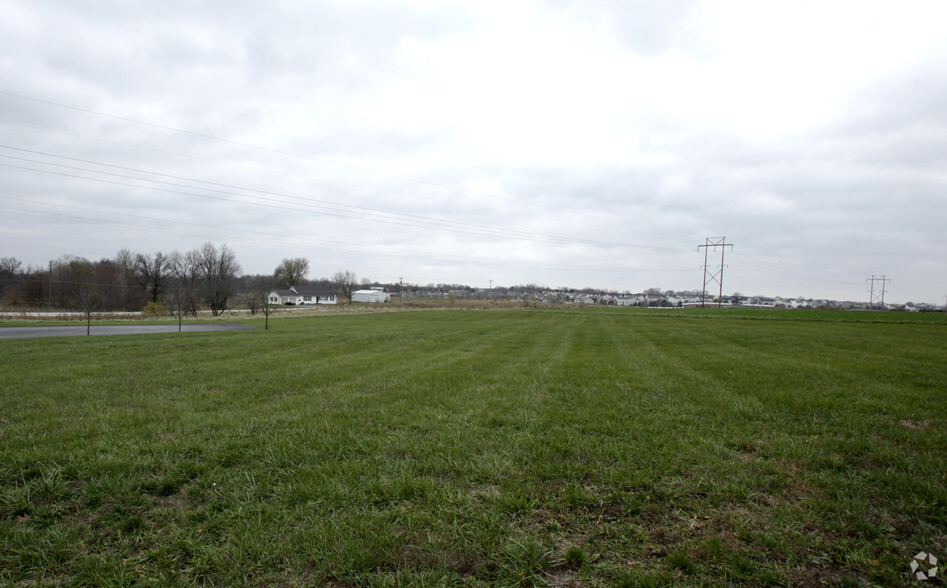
[141,301,168,317]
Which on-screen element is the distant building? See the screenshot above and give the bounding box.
[269,285,337,305]
[352,289,391,303]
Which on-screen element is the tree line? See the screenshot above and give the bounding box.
[0,246,371,317]
[0,243,241,316]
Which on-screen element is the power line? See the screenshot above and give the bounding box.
[2,199,695,277]
[698,237,734,308]
[0,90,672,231]
[0,149,687,253]
[730,251,863,286]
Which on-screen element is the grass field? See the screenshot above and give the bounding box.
[1,308,944,586]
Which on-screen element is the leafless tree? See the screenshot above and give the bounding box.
[273,257,309,288]
[0,256,22,275]
[168,250,202,316]
[197,243,241,316]
[0,256,23,305]
[113,249,138,310]
[163,276,190,332]
[332,270,358,302]
[246,275,277,329]
[92,258,125,310]
[70,259,100,335]
[134,251,169,303]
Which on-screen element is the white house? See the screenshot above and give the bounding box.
[268,285,337,305]
[352,289,390,303]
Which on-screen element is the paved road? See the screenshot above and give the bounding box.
[0,324,254,339]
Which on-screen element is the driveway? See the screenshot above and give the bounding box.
[0,324,254,339]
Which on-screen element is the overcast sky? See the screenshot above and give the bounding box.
[2,1,946,303]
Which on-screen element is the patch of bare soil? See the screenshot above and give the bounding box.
[899,420,930,430]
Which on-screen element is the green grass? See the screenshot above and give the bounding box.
[1,308,944,586]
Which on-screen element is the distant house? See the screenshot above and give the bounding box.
[665,295,684,307]
[268,285,337,306]
[789,298,812,309]
[352,289,390,303]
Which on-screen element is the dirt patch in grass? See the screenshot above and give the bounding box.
[468,484,500,499]
[793,564,863,586]
[899,419,930,430]
[446,551,487,576]
[391,544,439,569]
[544,568,583,587]
[772,459,824,502]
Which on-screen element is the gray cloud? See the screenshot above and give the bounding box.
[1,1,945,302]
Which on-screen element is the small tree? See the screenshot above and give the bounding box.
[242,275,276,328]
[71,260,100,335]
[256,276,277,330]
[261,294,276,330]
[163,279,189,332]
[245,288,260,315]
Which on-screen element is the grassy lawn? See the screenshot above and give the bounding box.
[1,308,944,586]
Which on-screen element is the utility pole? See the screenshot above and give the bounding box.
[698,237,734,308]
[48,260,53,310]
[866,275,890,309]
[399,277,404,304]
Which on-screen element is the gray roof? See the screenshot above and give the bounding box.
[288,286,336,297]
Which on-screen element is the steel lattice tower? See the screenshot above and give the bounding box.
[698,237,734,308]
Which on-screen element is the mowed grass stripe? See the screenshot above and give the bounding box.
[0,308,944,586]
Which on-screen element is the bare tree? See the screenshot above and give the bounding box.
[273,257,309,288]
[163,275,190,332]
[260,290,277,330]
[168,250,201,316]
[70,259,100,335]
[134,252,169,303]
[93,258,125,310]
[246,275,277,329]
[0,256,22,275]
[113,249,143,310]
[197,243,241,316]
[332,270,358,302]
[245,288,260,315]
[0,256,23,305]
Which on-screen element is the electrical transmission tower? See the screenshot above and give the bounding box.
[698,237,734,308]
[867,275,890,309]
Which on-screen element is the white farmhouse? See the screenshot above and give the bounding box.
[268,285,337,305]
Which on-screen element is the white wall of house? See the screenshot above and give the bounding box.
[268,289,337,305]
[302,294,337,305]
